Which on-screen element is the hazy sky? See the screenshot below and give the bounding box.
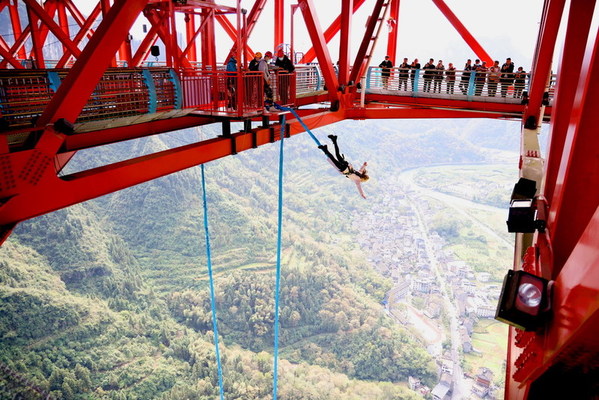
[76,0,548,70]
[230,0,547,70]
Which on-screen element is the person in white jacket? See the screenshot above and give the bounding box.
[259,51,274,109]
[318,135,369,199]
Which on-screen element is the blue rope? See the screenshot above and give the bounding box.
[200,164,225,400]
[272,115,285,400]
[274,104,321,146]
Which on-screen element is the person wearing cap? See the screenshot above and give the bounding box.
[275,49,294,73]
[274,50,294,104]
[249,52,261,71]
[500,57,515,97]
[259,51,274,109]
[379,55,393,89]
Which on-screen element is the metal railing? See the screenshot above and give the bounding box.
[366,66,557,104]
[0,68,180,130]
[0,63,556,134]
[179,69,295,117]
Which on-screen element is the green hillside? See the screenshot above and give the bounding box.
[0,118,520,399]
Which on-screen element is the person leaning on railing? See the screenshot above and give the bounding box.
[488,60,501,97]
[274,50,295,104]
[398,57,410,91]
[259,51,274,110]
[446,63,456,94]
[379,55,393,89]
[500,57,515,98]
[410,58,421,90]
[225,55,237,110]
[460,59,472,94]
[422,58,436,92]
[474,61,487,96]
[514,67,527,98]
[434,60,445,93]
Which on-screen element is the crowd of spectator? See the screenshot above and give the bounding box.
[378,56,528,98]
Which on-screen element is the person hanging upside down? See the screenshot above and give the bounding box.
[318,134,369,199]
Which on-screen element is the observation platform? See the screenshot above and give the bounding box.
[0,65,554,152]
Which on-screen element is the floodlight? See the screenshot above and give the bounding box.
[496,270,551,331]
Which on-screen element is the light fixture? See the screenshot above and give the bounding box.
[495,270,551,331]
[507,199,537,233]
[511,177,537,200]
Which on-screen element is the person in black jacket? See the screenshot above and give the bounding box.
[379,55,393,89]
[410,58,421,90]
[500,57,515,97]
[398,57,410,91]
[513,67,527,98]
[275,49,295,72]
[274,50,295,104]
[433,60,445,93]
[422,58,436,92]
[459,59,472,94]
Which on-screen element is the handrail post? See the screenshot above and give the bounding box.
[467,70,476,97]
[413,69,420,97]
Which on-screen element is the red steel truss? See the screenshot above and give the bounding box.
[0,1,598,399]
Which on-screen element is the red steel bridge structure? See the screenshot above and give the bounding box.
[0,0,598,398]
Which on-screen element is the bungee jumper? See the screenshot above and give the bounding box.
[272,104,370,199]
[319,135,369,199]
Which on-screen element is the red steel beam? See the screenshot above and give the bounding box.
[185,13,198,62]
[349,0,388,84]
[546,22,599,277]
[36,0,148,150]
[63,116,214,152]
[23,0,82,63]
[347,106,521,120]
[301,0,367,63]
[298,0,339,100]
[542,203,599,375]
[8,0,26,60]
[542,0,596,203]
[386,0,400,63]
[57,2,101,67]
[338,0,353,86]
[430,0,493,65]
[26,3,45,68]
[274,0,284,51]
[524,0,566,123]
[0,111,345,231]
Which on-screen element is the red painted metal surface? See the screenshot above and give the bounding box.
[1,2,599,399]
[348,0,389,85]
[300,0,367,64]
[297,0,338,100]
[386,0,400,63]
[523,0,565,125]
[430,0,493,65]
[542,0,596,202]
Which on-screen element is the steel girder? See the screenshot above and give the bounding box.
[505,1,599,399]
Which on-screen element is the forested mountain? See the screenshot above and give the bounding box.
[0,117,518,399]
